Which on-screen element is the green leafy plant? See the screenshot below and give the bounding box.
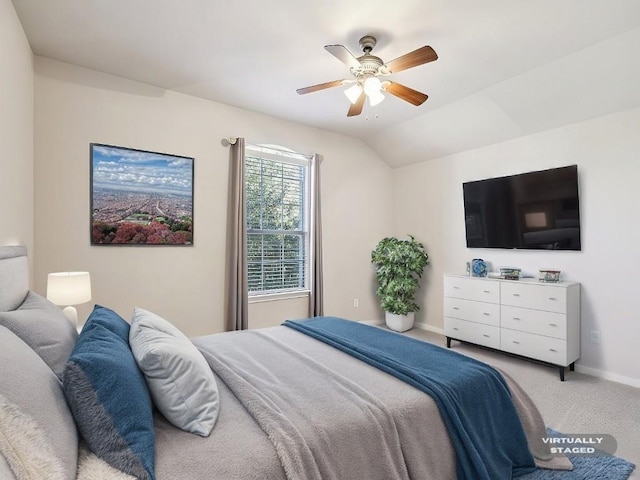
[371,235,429,316]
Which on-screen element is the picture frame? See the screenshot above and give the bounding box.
[90,143,194,246]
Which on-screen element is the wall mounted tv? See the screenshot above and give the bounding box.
[463,165,581,251]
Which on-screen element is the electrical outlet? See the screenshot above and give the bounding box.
[353,298,359,308]
[590,330,601,344]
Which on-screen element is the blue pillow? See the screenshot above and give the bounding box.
[81,303,131,337]
[63,305,155,480]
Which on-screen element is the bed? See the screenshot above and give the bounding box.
[0,245,572,479]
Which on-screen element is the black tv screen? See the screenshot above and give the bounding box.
[463,165,581,250]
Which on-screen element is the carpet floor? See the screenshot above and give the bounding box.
[401,328,639,479]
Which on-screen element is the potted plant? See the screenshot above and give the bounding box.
[371,235,429,332]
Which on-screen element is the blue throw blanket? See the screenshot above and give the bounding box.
[283,317,536,480]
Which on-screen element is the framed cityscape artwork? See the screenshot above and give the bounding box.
[90,143,194,245]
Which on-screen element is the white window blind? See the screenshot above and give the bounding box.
[245,145,311,295]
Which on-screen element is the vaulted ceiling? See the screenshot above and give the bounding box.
[12,0,640,167]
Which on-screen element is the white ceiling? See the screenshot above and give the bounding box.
[11,0,640,167]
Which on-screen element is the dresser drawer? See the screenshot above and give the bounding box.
[444,276,499,304]
[444,297,500,326]
[500,282,567,313]
[500,328,568,365]
[501,305,567,339]
[444,317,500,349]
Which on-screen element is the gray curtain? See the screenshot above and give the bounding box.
[224,138,248,331]
[308,153,324,317]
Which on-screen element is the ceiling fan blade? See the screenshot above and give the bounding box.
[347,92,365,117]
[324,44,361,71]
[296,80,346,95]
[386,46,438,73]
[384,82,428,106]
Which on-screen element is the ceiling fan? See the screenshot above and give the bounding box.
[296,35,438,117]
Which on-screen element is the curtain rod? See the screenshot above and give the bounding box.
[220,137,238,147]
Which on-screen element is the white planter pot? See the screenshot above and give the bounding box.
[385,311,415,332]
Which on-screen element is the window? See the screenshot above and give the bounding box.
[245,145,312,296]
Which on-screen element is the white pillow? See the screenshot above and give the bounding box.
[129,308,219,436]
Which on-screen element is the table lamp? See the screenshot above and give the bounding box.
[47,271,92,327]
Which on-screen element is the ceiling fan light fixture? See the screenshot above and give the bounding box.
[297,36,437,117]
[344,84,363,104]
[368,89,385,106]
[363,76,382,96]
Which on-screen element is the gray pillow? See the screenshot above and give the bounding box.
[130,307,220,436]
[0,246,29,311]
[0,325,78,479]
[0,291,78,377]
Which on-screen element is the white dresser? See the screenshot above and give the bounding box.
[444,274,580,381]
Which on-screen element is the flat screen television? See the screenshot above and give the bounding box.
[463,165,581,250]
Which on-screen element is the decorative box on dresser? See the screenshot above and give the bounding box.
[444,274,580,381]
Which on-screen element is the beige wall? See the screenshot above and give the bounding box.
[394,107,640,386]
[249,296,309,330]
[33,57,393,336]
[0,0,34,274]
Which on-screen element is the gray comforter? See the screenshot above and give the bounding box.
[153,326,571,480]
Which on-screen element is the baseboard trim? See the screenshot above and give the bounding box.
[414,322,444,335]
[359,320,384,326]
[574,364,640,389]
[364,319,445,335]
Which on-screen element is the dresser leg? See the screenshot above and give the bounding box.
[569,362,575,371]
[446,337,451,348]
[559,367,565,381]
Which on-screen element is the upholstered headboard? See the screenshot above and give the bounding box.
[0,246,29,312]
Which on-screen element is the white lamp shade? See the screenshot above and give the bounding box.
[367,89,385,106]
[47,272,92,306]
[344,84,363,104]
[363,76,382,96]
